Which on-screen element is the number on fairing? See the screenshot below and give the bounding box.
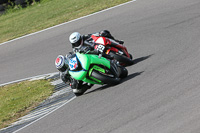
[69,57,78,70]
[97,45,105,52]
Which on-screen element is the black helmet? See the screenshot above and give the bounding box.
[69,32,83,48]
[55,55,69,72]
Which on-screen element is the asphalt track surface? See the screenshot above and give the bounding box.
[1,0,200,132]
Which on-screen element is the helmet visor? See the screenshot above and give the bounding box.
[72,36,82,48]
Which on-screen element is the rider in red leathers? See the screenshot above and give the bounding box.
[69,30,124,53]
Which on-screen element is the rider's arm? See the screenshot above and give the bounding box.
[87,48,114,60]
[83,39,94,48]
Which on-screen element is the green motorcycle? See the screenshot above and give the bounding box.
[55,51,128,96]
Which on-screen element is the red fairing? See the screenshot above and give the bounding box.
[91,35,130,58]
[110,47,119,53]
[105,38,111,45]
[91,35,108,45]
[91,35,99,42]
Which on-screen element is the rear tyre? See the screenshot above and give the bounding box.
[91,70,120,85]
[109,51,134,66]
[119,66,128,78]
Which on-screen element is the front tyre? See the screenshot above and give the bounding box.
[109,51,134,66]
[91,70,120,85]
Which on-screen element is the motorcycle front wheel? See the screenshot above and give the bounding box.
[109,51,134,66]
[91,70,120,85]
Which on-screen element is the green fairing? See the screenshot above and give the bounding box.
[69,53,110,84]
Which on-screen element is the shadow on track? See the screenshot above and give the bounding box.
[85,71,143,95]
[132,54,153,65]
[84,54,153,95]
[121,71,144,83]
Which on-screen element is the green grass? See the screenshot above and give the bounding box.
[0,0,130,43]
[0,79,54,129]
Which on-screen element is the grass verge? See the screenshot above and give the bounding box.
[0,79,54,129]
[0,0,130,44]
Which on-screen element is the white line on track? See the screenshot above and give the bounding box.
[0,72,58,87]
[13,96,76,133]
[0,0,136,46]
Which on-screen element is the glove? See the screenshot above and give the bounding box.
[118,40,124,45]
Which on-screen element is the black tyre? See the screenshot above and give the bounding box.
[119,66,128,78]
[91,70,120,85]
[109,51,134,66]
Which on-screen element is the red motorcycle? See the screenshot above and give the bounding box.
[91,35,134,66]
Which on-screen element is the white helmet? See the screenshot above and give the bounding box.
[69,32,83,48]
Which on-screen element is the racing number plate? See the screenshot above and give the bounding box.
[96,44,105,53]
[69,57,78,70]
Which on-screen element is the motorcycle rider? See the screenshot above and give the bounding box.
[56,52,121,96]
[55,54,94,96]
[68,30,122,78]
[69,30,123,76]
[69,30,124,52]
